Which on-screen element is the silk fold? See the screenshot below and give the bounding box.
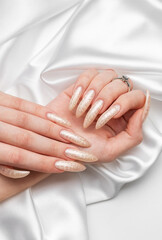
[0,0,162,239]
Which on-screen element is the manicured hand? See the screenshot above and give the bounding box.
[0,91,98,178]
[48,68,150,163]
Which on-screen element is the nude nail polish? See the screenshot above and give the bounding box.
[76,90,95,118]
[96,104,120,129]
[46,113,71,128]
[83,99,104,128]
[142,90,150,122]
[65,149,98,162]
[69,86,83,111]
[55,160,86,172]
[0,165,30,179]
[60,130,91,147]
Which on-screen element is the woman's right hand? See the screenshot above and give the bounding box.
[48,69,150,164]
[0,91,98,178]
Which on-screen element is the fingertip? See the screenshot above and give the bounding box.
[142,90,151,123]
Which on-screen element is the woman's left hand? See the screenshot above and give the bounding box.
[0,91,96,179]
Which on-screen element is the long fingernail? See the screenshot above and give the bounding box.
[65,149,98,162]
[60,130,91,147]
[69,86,83,111]
[76,90,95,118]
[83,100,104,128]
[47,113,71,128]
[0,165,30,179]
[55,160,86,172]
[96,104,120,129]
[142,90,150,122]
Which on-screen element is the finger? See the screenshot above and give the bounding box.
[0,165,30,179]
[107,117,127,134]
[69,68,98,111]
[0,91,71,128]
[0,142,86,173]
[122,110,136,122]
[0,122,98,163]
[96,90,145,129]
[0,106,90,147]
[83,78,133,128]
[141,90,151,122]
[76,70,117,118]
[103,108,144,162]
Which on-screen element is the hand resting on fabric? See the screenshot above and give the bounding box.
[0,69,150,201]
[48,68,150,163]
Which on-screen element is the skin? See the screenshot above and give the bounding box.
[0,91,87,173]
[0,69,147,202]
[48,77,145,162]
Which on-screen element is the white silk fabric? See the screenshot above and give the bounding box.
[0,0,162,239]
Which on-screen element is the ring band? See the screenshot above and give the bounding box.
[112,75,131,92]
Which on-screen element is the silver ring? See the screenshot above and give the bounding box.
[112,75,131,92]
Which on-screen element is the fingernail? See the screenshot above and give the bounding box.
[47,113,71,128]
[60,130,90,147]
[96,104,120,129]
[55,160,86,172]
[83,99,104,128]
[142,90,150,122]
[65,149,98,162]
[76,90,95,118]
[0,165,30,179]
[69,86,83,111]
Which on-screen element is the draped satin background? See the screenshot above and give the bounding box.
[0,0,162,239]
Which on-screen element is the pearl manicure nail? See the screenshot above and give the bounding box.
[55,160,86,172]
[76,89,95,118]
[83,99,104,128]
[60,130,91,147]
[96,104,121,129]
[0,165,30,179]
[47,113,71,128]
[65,148,98,162]
[142,90,150,122]
[69,86,83,111]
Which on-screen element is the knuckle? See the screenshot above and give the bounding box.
[13,97,23,109]
[33,105,43,115]
[106,69,117,77]
[8,149,21,165]
[49,141,58,155]
[85,68,98,76]
[15,131,30,147]
[100,95,113,106]
[16,112,29,127]
[79,68,98,80]
[45,123,55,137]
[38,157,54,173]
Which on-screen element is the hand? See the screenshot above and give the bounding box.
[48,68,150,163]
[0,91,98,178]
[0,69,150,201]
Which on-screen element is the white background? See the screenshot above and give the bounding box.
[87,152,162,240]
